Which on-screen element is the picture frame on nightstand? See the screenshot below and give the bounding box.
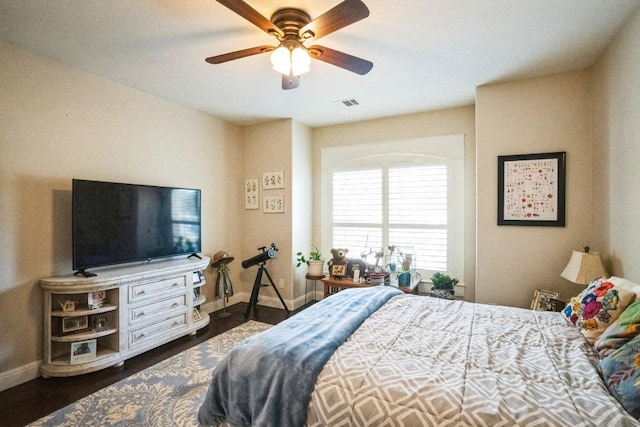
[531,289,560,311]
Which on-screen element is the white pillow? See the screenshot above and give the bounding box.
[608,276,640,299]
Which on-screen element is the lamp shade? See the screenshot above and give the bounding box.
[560,248,608,285]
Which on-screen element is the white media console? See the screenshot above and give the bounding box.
[40,256,210,377]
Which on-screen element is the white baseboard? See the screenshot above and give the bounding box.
[202,292,297,313]
[0,360,41,392]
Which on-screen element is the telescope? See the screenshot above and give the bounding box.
[242,243,288,321]
[242,243,277,269]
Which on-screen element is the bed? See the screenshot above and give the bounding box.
[198,279,640,426]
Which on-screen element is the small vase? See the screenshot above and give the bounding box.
[398,272,411,286]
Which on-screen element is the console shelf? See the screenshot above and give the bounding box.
[40,256,210,378]
[51,304,117,317]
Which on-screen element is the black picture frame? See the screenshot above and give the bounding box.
[498,152,566,226]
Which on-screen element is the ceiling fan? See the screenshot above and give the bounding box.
[206,0,373,90]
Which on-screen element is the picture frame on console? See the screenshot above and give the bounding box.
[70,339,96,364]
[62,315,88,333]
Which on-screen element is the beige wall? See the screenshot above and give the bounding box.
[240,120,294,305]
[291,121,314,302]
[0,40,242,388]
[476,70,593,307]
[591,9,640,281]
[312,106,477,301]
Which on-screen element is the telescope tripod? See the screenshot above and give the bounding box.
[244,262,289,321]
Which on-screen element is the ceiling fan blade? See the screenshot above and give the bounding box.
[299,0,369,40]
[282,74,300,90]
[205,45,274,64]
[308,45,373,75]
[216,0,284,39]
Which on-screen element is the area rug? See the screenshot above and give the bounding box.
[29,321,272,427]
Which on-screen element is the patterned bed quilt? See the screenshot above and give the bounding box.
[305,294,639,426]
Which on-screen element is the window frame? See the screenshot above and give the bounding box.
[320,135,465,282]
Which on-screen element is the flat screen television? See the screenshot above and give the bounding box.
[72,179,202,276]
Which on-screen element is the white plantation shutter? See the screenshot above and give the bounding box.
[321,135,464,280]
[388,165,448,271]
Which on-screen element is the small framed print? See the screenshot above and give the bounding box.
[62,315,89,333]
[193,308,202,322]
[330,264,347,279]
[263,195,284,213]
[530,289,560,311]
[498,152,566,226]
[70,339,96,364]
[262,171,284,189]
[245,179,259,209]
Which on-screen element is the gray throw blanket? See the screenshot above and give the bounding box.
[197,286,402,427]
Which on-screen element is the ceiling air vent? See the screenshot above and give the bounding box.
[334,98,360,108]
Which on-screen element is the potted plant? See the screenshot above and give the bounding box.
[430,272,459,299]
[296,245,324,277]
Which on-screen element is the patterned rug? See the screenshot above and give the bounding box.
[29,321,272,427]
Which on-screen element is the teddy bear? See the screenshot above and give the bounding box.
[327,248,350,278]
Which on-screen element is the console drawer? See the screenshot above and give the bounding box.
[128,294,187,325]
[129,276,186,303]
[128,313,187,347]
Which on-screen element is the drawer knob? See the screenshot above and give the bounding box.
[135,290,146,296]
[135,311,145,318]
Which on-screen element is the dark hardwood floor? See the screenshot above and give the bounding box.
[0,302,300,427]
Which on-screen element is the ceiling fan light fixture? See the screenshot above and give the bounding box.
[271,46,291,75]
[291,47,311,75]
[271,44,311,77]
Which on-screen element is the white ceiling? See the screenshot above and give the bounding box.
[1,0,639,127]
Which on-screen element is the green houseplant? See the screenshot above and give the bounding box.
[430,272,459,299]
[296,246,324,277]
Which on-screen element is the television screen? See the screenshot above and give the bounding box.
[72,179,201,273]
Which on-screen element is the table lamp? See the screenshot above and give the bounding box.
[560,246,608,285]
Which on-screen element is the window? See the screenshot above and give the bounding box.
[321,135,464,280]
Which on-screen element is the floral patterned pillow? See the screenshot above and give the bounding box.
[600,334,640,419]
[563,278,635,345]
[595,301,640,358]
